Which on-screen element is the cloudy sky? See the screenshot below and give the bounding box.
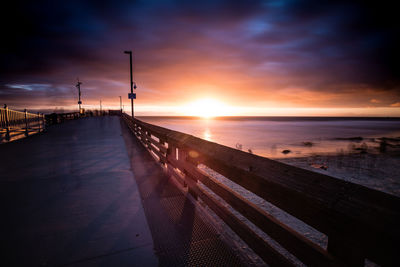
[1,0,399,116]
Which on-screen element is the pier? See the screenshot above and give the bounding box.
[1,113,400,266]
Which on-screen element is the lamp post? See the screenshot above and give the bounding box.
[119,96,122,113]
[124,50,135,118]
[76,79,82,114]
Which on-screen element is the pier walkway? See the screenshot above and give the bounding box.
[0,116,244,266]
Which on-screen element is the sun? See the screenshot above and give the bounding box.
[182,98,231,118]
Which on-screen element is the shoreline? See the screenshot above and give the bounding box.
[276,150,400,197]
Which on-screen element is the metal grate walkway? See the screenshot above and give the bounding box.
[121,118,246,266]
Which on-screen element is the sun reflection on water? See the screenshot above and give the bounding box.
[203,128,212,141]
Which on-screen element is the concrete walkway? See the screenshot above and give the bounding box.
[1,116,157,266]
[1,116,245,266]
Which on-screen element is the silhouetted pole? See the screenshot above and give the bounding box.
[119,96,122,113]
[4,104,10,141]
[37,112,41,132]
[24,109,29,137]
[76,79,82,114]
[124,50,134,118]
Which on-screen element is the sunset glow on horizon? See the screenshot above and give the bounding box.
[1,1,399,117]
[180,98,234,118]
[16,99,400,117]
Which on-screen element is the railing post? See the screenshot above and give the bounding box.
[37,112,41,132]
[179,149,198,199]
[167,144,177,161]
[4,104,10,141]
[167,143,187,188]
[159,139,166,165]
[41,113,45,131]
[140,128,147,146]
[146,131,152,148]
[24,109,29,137]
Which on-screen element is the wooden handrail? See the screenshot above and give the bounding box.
[1,105,45,141]
[1,106,121,142]
[44,109,122,125]
[122,114,400,266]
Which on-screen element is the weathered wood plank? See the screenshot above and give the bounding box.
[147,143,166,162]
[178,149,198,199]
[183,162,340,267]
[147,136,167,153]
[166,163,186,188]
[183,173,295,267]
[197,154,400,264]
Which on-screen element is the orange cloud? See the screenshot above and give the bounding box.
[391,102,400,107]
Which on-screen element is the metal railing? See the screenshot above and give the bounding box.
[0,105,45,142]
[122,113,400,267]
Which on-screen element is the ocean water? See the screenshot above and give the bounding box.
[139,116,400,158]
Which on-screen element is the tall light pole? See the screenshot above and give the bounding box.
[76,78,82,114]
[124,50,136,118]
[119,96,122,113]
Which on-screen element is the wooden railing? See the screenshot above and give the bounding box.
[122,114,400,267]
[45,110,122,125]
[0,105,45,142]
[0,106,122,142]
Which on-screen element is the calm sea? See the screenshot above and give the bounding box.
[139,116,400,158]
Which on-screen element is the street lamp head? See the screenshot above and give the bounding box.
[124,50,132,54]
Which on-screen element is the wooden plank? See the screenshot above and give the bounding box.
[199,155,400,264]
[139,129,148,146]
[183,173,294,267]
[130,124,167,164]
[183,162,340,267]
[177,149,198,199]
[147,136,167,153]
[147,143,167,162]
[166,144,176,163]
[166,164,186,188]
[146,131,152,148]
[166,153,185,175]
